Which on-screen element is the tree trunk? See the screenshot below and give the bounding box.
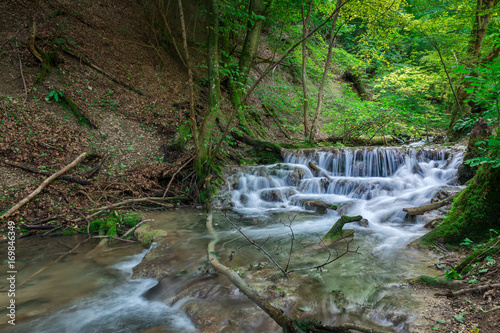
[301,1,313,140]
[449,0,499,132]
[230,0,267,136]
[197,0,221,178]
[418,162,500,245]
[308,0,342,144]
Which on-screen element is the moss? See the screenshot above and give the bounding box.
[414,275,451,287]
[142,230,164,246]
[419,164,500,246]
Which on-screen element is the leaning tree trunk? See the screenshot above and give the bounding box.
[308,0,342,144]
[230,0,267,137]
[301,0,313,140]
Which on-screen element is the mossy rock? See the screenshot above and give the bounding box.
[134,224,168,246]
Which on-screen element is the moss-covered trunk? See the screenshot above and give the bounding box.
[229,0,266,137]
[419,163,500,245]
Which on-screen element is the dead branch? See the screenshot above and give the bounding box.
[308,161,332,180]
[121,219,152,239]
[19,237,91,287]
[163,156,194,197]
[91,236,136,243]
[208,211,387,333]
[1,152,89,221]
[0,158,91,185]
[14,40,27,105]
[403,193,458,216]
[435,283,500,297]
[85,196,181,220]
[222,211,286,275]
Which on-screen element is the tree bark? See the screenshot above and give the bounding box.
[231,0,267,136]
[308,0,342,144]
[403,193,458,216]
[301,1,313,140]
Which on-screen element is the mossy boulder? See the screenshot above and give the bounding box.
[134,224,168,246]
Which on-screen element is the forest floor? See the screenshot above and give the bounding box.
[413,252,500,333]
[1,1,498,332]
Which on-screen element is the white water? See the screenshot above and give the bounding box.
[221,147,464,329]
[8,248,197,333]
[228,147,462,249]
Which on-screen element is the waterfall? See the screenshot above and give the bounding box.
[226,147,463,247]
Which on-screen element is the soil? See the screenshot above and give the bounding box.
[412,251,500,333]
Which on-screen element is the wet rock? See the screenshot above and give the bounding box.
[431,190,453,203]
[290,198,337,213]
[240,193,250,205]
[260,189,283,202]
[260,189,295,202]
[424,217,443,229]
[285,168,306,186]
[134,224,168,246]
[358,218,369,228]
[336,201,355,215]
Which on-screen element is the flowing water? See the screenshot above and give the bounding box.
[0,146,464,332]
[220,146,464,330]
[0,236,196,333]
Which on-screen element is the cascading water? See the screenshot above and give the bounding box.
[223,146,464,330]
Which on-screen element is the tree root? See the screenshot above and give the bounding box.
[435,283,500,297]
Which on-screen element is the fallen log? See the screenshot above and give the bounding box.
[307,161,332,180]
[1,152,89,221]
[403,193,458,216]
[0,158,91,185]
[61,47,144,96]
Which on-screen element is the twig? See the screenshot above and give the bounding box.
[14,40,27,105]
[163,156,194,197]
[91,236,136,243]
[1,152,89,221]
[85,196,180,220]
[19,237,91,287]
[222,211,286,275]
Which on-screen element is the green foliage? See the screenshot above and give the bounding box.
[88,212,140,238]
[444,269,461,281]
[46,89,64,102]
[464,135,500,168]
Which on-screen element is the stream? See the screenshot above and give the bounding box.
[0,146,464,332]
